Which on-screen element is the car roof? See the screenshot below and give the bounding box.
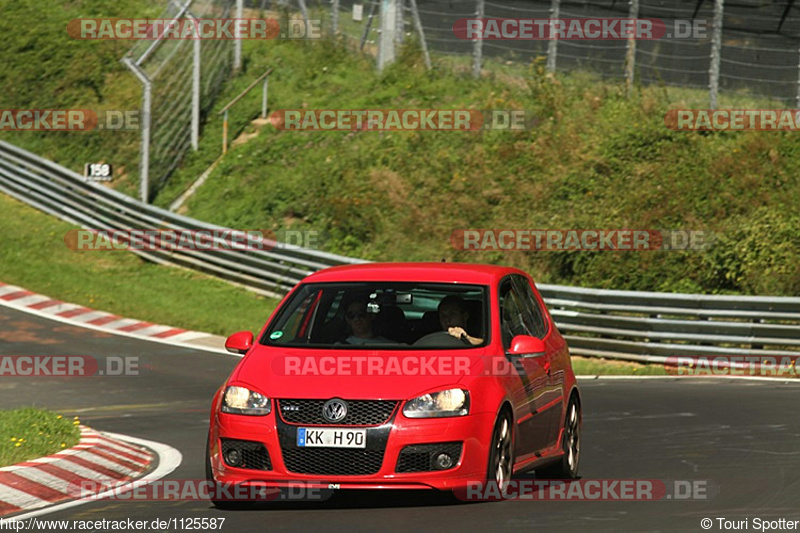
[303,262,527,285]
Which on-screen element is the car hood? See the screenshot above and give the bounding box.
[228,345,492,400]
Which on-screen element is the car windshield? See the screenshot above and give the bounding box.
[262,282,489,349]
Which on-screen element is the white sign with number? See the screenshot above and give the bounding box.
[84,163,113,182]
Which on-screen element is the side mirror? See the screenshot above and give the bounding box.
[225,331,254,355]
[507,335,546,358]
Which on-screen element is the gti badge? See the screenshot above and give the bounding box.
[322,399,348,423]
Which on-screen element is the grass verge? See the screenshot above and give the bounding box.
[571,356,668,376]
[0,408,81,468]
[0,194,277,337]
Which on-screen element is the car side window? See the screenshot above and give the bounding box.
[499,279,533,351]
[511,275,548,339]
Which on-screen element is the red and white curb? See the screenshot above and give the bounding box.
[0,426,153,517]
[0,282,226,354]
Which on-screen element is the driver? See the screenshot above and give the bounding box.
[414,295,484,346]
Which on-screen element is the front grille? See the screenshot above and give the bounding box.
[221,438,272,471]
[281,448,385,476]
[278,399,398,426]
[396,442,463,473]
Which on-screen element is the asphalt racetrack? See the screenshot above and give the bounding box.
[2,305,798,533]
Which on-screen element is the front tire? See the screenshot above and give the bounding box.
[487,409,514,491]
[536,397,581,479]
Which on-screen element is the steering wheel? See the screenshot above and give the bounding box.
[413,330,471,347]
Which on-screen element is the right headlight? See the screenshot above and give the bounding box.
[221,386,271,416]
[403,388,470,418]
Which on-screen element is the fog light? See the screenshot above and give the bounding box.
[435,453,453,470]
[225,448,242,467]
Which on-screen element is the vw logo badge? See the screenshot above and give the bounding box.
[323,399,348,423]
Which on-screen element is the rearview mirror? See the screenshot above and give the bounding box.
[507,335,546,358]
[225,331,254,355]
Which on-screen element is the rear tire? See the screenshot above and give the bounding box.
[536,397,580,480]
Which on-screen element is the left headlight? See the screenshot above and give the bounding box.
[221,386,271,416]
[403,388,470,418]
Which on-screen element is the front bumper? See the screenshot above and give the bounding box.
[209,409,494,491]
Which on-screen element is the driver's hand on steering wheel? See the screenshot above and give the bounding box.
[447,326,467,340]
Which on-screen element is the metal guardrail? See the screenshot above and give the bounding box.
[0,140,799,363]
[0,141,365,297]
[536,285,800,363]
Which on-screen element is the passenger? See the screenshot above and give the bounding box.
[343,299,394,345]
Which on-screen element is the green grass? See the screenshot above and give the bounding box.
[0,408,81,467]
[571,356,668,376]
[0,194,277,336]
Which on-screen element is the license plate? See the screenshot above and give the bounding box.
[297,428,366,448]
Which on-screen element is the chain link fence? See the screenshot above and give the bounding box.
[124,0,235,203]
[335,0,800,105]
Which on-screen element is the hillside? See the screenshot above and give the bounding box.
[167,39,800,296]
[1,1,798,296]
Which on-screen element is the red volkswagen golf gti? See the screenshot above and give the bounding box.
[206,262,581,504]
